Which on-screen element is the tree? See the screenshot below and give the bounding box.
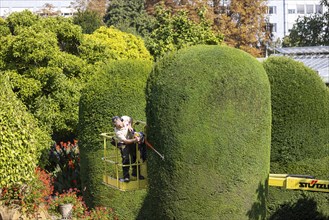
[73,10,105,34]
[144,1,271,56]
[37,3,61,17]
[216,0,270,57]
[71,0,107,17]
[0,10,88,140]
[146,4,223,60]
[87,0,107,17]
[282,1,329,47]
[104,0,156,37]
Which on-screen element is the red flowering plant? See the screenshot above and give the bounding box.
[48,188,87,219]
[0,167,54,217]
[47,140,81,193]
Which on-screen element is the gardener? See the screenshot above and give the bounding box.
[112,116,145,182]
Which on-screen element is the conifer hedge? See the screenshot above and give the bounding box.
[263,56,329,165]
[0,74,51,187]
[263,56,329,219]
[139,45,271,219]
[78,59,152,219]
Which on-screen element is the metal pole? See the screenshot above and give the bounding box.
[145,139,165,160]
[283,0,286,36]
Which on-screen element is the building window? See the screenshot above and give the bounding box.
[288,9,295,14]
[297,4,305,14]
[268,6,277,14]
[306,5,314,14]
[316,5,323,14]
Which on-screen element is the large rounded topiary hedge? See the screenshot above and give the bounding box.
[139,45,271,219]
[263,56,329,219]
[263,56,329,165]
[0,74,51,187]
[78,59,152,219]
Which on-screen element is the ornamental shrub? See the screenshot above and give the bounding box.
[79,26,153,65]
[78,59,152,219]
[0,74,51,187]
[139,45,271,219]
[263,56,329,165]
[263,56,329,218]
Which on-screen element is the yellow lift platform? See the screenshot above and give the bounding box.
[269,174,329,193]
[101,119,328,193]
[101,125,148,191]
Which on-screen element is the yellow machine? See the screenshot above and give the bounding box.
[269,174,329,193]
[101,120,151,191]
[101,132,148,191]
[102,120,328,193]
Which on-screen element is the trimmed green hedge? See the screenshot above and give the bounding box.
[263,56,329,219]
[139,45,271,219]
[78,59,152,219]
[0,74,51,187]
[263,56,329,165]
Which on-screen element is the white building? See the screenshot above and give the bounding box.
[0,0,76,17]
[267,0,327,41]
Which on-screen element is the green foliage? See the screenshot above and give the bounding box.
[73,10,105,34]
[0,75,51,187]
[140,45,271,219]
[0,11,88,139]
[5,10,39,35]
[11,28,59,66]
[0,18,10,37]
[146,5,223,60]
[104,0,155,37]
[79,26,153,65]
[263,56,329,219]
[283,14,329,47]
[38,16,83,54]
[78,59,153,218]
[263,56,329,164]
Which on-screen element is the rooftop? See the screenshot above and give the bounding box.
[274,46,329,55]
[270,46,329,84]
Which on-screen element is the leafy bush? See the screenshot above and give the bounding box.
[78,26,153,65]
[78,59,152,218]
[0,74,51,187]
[140,45,271,219]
